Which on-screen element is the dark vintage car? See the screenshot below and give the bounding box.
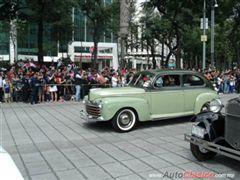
[185,97,240,161]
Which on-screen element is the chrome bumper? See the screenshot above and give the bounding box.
[80,109,104,122]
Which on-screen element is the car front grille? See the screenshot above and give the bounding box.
[86,103,101,117]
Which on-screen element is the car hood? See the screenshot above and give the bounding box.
[88,87,145,101]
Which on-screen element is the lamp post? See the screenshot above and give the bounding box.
[210,0,218,68]
[202,0,206,70]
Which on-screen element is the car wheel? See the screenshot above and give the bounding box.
[112,108,137,132]
[190,123,216,161]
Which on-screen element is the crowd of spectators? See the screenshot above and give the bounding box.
[0,61,136,104]
[0,61,239,104]
[202,68,240,94]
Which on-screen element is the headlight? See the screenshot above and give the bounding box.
[209,99,223,113]
[98,103,103,109]
[95,100,103,109]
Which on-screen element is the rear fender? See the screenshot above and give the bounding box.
[191,112,225,141]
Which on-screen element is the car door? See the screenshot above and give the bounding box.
[150,74,184,119]
[183,74,207,113]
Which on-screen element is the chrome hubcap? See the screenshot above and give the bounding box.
[117,109,136,130]
[120,114,131,125]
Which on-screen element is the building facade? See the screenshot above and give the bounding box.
[0,0,119,70]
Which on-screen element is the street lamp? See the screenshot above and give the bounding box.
[202,0,207,70]
[210,0,218,68]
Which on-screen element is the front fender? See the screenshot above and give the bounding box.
[100,97,150,121]
[192,111,225,141]
[194,92,219,114]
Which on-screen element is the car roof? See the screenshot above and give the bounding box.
[141,69,203,75]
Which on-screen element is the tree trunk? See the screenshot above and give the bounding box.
[37,17,44,65]
[93,41,98,70]
[175,48,181,69]
[37,0,44,66]
[165,53,172,68]
[150,39,156,69]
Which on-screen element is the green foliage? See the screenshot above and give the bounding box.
[77,0,118,69]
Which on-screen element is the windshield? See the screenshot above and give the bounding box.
[128,71,155,88]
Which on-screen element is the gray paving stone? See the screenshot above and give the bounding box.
[61,148,96,168]
[4,145,18,155]
[140,155,171,169]
[116,174,143,180]
[42,150,74,171]
[80,165,112,180]
[97,144,134,161]
[54,140,75,150]
[31,173,58,180]
[122,159,153,173]
[102,162,133,178]
[129,139,168,155]
[161,142,186,152]
[56,169,86,180]
[1,94,238,180]
[35,142,55,152]
[145,137,168,145]
[25,161,52,176]
[21,152,45,163]
[80,145,116,164]
[114,142,150,158]
[157,152,190,165]
[174,149,197,161]
[11,153,29,178]
[17,143,38,154]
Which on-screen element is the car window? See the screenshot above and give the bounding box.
[129,71,155,88]
[154,75,180,88]
[183,75,205,87]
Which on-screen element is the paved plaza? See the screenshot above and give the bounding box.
[1,94,240,180]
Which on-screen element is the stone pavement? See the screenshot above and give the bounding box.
[1,94,240,180]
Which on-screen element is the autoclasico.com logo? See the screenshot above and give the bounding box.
[149,171,235,179]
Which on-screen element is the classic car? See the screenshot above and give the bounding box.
[185,97,240,161]
[80,70,221,132]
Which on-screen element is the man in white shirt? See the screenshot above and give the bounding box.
[111,72,118,88]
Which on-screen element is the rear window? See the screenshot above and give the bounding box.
[183,75,205,86]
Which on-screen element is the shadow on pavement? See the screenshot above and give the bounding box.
[81,116,193,132]
[137,116,193,130]
[82,121,113,132]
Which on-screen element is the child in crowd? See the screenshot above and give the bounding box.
[4,79,11,103]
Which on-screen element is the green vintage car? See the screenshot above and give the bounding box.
[80,70,221,132]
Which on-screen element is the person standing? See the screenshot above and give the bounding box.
[236,69,240,94]
[3,78,11,103]
[30,73,39,104]
[74,68,82,102]
[111,72,119,88]
[0,72,4,102]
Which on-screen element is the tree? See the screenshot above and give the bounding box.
[140,11,162,69]
[0,0,26,63]
[0,0,22,20]
[143,0,202,69]
[24,0,75,64]
[78,0,115,69]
